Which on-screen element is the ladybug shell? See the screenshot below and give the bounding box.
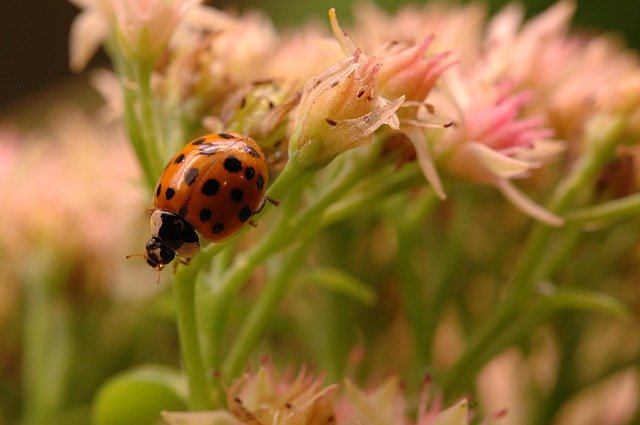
[153,133,268,242]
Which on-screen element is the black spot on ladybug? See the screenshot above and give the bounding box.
[199,144,223,155]
[156,183,162,197]
[179,205,188,217]
[174,153,185,164]
[199,208,212,222]
[238,206,252,222]
[212,222,225,233]
[256,175,264,190]
[166,187,176,200]
[191,137,205,145]
[184,167,199,185]
[218,133,235,139]
[201,179,220,196]
[224,156,242,173]
[230,188,244,203]
[244,166,255,180]
[242,144,261,158]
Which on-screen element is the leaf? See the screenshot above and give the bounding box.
[92,365,187,425]
[537,284,630,320]
[304,267,377,306]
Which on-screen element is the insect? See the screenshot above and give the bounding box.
[138,132,270,271]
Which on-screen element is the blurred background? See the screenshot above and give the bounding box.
[1,0,639,118]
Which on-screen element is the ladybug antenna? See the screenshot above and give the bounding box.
[125,253,163,285]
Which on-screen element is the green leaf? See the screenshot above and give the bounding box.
[537,284,630,319]
[92,365,187,425]
[304,267,377,306]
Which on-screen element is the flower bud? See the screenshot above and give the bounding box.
[289,54,404,170]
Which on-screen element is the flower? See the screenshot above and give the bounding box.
[328,8,454,199]
[68,0,203,70]
[163,366,338,425]
[436,75,565,226]
[288,53,404,170]
[163,368,472,425]
[335,376,471,425]
[68,0,113,71]
[0,108,146,299]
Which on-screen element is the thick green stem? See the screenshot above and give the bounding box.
[172,272,212,410]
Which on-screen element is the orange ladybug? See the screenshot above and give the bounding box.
[143,133,269,270]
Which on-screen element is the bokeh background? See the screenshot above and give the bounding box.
[1,0,639,117]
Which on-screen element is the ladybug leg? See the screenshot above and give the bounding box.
[250,196,280,226]
[172,257,191,272]
[254,196,279,215]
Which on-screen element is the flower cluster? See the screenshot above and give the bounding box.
[70,0,640,226]
[163,366,471,425]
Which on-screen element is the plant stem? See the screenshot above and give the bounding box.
[422,192,472,364]
[441,115,625,398]
[566,191,640,223]
[172,271,213,410]
[133,61,164,177]
[21,255,72,425]
[222,244,307,379]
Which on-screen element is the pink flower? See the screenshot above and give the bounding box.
[329,9,454,198]
[437,75,565,226]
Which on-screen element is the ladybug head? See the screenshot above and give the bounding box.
[144,236,176,270]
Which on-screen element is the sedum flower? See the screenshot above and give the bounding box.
[329,9,454,199]
[288,53,404,170]
[163,366,337,425]
[68,0,202,70]
[436,75,565,226]
[335,376,470,425]
[163,369,472,425]
[111,0,202,62]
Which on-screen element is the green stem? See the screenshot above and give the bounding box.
[201,153,377,381]
[566,191,640,223]
[394,193,439,378]
[442,115,626,398]
[109,51,156,189]
[222,244,307,379]
[133,61,163,177]
[21,255,72,425]
[422,192,472,364]
[172,272,212,410]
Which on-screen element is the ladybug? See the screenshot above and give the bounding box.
[143,132,269,271]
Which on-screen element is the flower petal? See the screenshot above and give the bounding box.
[496,179,565,226]
[515,138,566,162]
[464,142,532,178]
[69,10,109,72]
[431,398,470,425]
[406,128,447,199]
[322,95,405,159]
[161,410,241,425]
